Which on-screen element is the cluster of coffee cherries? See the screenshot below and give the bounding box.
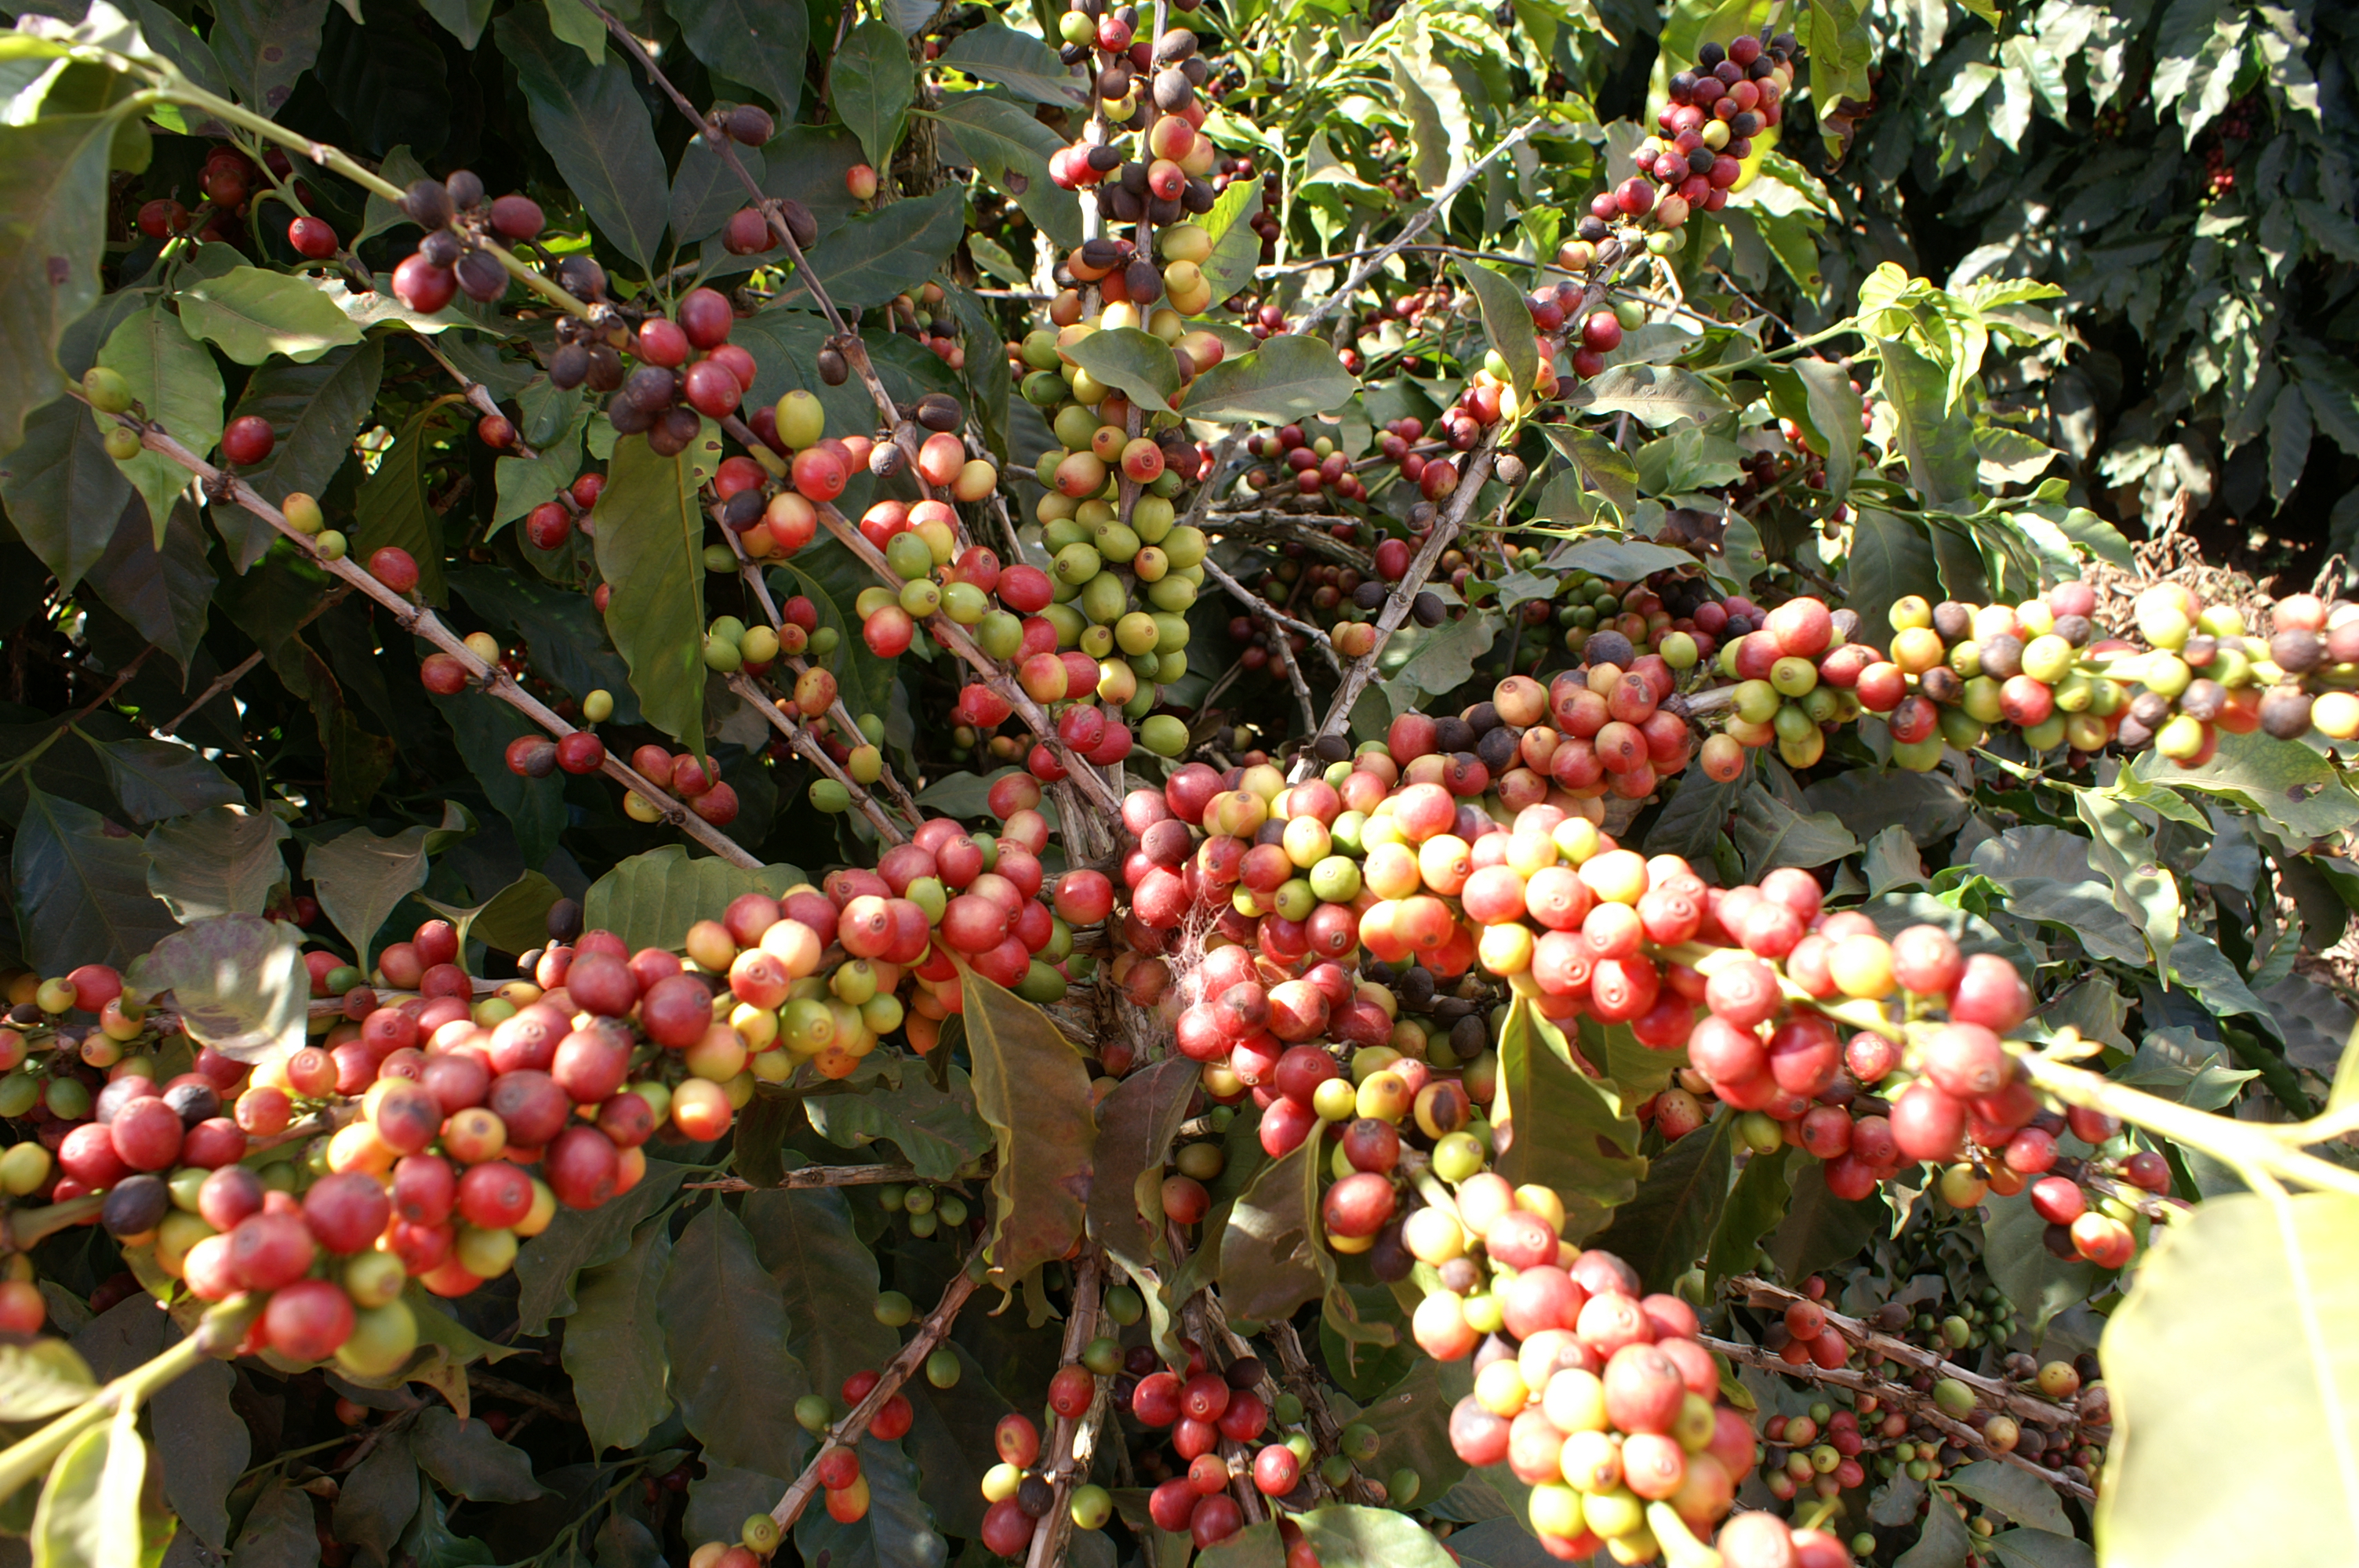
[1412,1158,1849,1568]
[976,1409,1118,1555]
[1045,9,1216,231]
[1560,31,1803,271]
[384,170,549,315]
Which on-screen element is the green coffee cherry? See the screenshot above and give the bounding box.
[82,366,133,413]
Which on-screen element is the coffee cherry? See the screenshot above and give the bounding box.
[221,415,275,466]
[288,216,337,258]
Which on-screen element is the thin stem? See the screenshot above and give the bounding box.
[0,1298,252,1501]
[681,1160,930,1193]
[2020,1053,2359,1200]
[769,1238,987,1530]
[1022,1251,1103,1568]
[159,649,264,735]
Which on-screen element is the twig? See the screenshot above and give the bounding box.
[159,649,264,735]
[1702,1334,2095,1504]
[91,405,759,869]
[419,339,543,465]
[1200,557,1342,675]
[768,1236,987,1530]
[465,1372,580,1423]
[1023,1251,1104,1568]
[682,1161,928,1192]
[727,673,909,844]
[1310,428,1501,746]
[1289,118,1547,336]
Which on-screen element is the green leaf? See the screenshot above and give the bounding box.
[428,690,565,871]
[85,494,216,670]
[97,302,223,550]
[0,1341,94,1421]
[1561,365,1732,429]
[1643,766,1741,861]
[1066,326,1180,415]
[447,565,640,725]
[497,5,670,270]
[1583,1115,1733,1292]
[580,847,799,955]
[939,24,1080,103]
[670,0,808,118]
[803,1060,990,1180]
[1492,1000,1643,1240]
[1459,261,1537,394]
[32,1417,144,1568]
[228,1479,318,1568]
[1943,1460,2070,1535]
[1875,335,1977,510]
[543,0,608,60]
[1896,1495,1970,1568]
[743,1187,900,1399]
[2132,729,2359,840]
[2097,1192,2359,1565]
[1294,1505,1456,1568]
[1980,1529,2092,1568]
[513,1159,686,1337]
[305,808,456,971]
[410,1408,543,1504]
[467,870,564,956]
[144,804,289,924]
[354,404,449,606]
[1704,1145,1793,1287]
[1197,1522,1286,1568]
[805,187,968,310]
[1968,826,2150,965]
[792,1436,944,1568]
[932,94,1082,250]
[133,913,308,1063]
[1979,1188,2104,1339]
[591,435,711,749]
[85,735,238,824]
[1381,611,1498,715]
[1183,334,1360,424]
[1537,426,1642,521]
[962,966,1095,1285]
[1801,767,1970,847]
[209,0,329,115]
[223,343,383,573]
[13,784,174,973]
[1198,183,1264,310]
[1798,0,1874,118]
[1730,781,1859,876]
[1087,1056,1198,1273]
[418,0,493,47]
[661,1203,812,1483]
[331,1431,417,1568]
[1356,1354,1474,1506]
[833,20,916,173]
[1794,354,1863,503]
[0,115,122,456]
[562,1214,676,1454]
[1765,1162,1885,1283]
[0,397,135,592]
[1219,1131,1330,1325]
[1545,536,1696,581]
[176,266,364,365]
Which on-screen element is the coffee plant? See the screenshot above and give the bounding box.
[0,2,2353,1567]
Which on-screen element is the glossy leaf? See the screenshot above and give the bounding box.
[1087,1056,1197,1272]
[1801,767,1971,847]
[1198,182,1264,308]
[802,1059,990,1180]
[580,848,798,955]
[13,784,175,973]
[937,24,1081,103]
[805,187,968,310]
[1355,1354,1475,1507]
[97,302,223,550]
[1562,365,1731,428]
[86,735,238,824]
[228,1479,318,1568]
[447,566,639,724]
[0,1341,94,1421]
[428,690,565,871]
[411,1407,542,1504]
[1459,261,1538,394]
[1492,1000,1644,1240]
[933,94,1081,250]
[1547,536,1696,580]
[1197,1523,1286,1568]
[354,404,449,606]
[671,0,807,118]
[1067,326,1180,415]
[2134,728,2359,840]
[330,1431,417,1568]
[661,1203,812,1482]
[1584,1115,1734,1292]
[498,6,669,269]
[669,138,765,249]
[0,115,118,457]
[1295,1504,1456,1567]
[0,396,136,593]
[1765,1162,1886,1283]
[306,815,442,971]
[962,966,1095,1284]
[32,1417,143,1568]
[743,1186,900,1399]
[133,914,308,1064]
[1896,1497,1971,1568]
[791,1436,944,1568]
[144,804,289,924]
[177,266,362,365]
[1979,1188,2106,1340]
[1730,781,1859,876]
[1876,335,1977,510]
[1945,1461,2071,1536]
[513,1159,686,1337]
[562,1214,675,1454]
[1704,1145,1794,1287]
[86,495,216,670]
[1841,507,1942,657]
[834,20,917,172]
[1645,766,1741,861]
[592,433,714,749]
[1183,333,1359,423]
